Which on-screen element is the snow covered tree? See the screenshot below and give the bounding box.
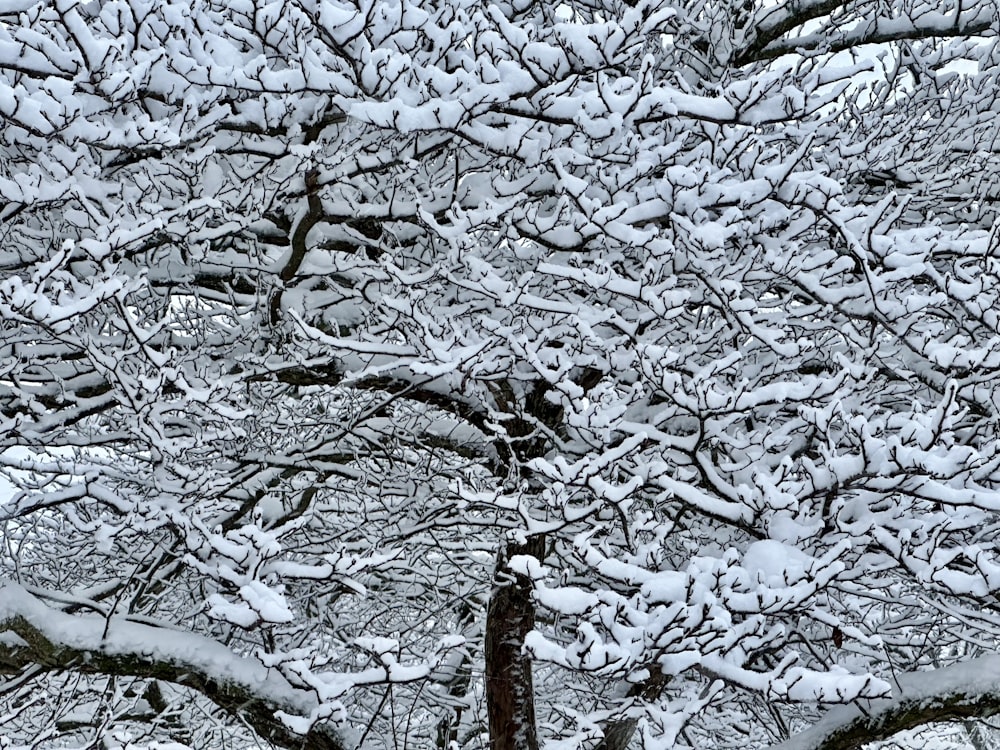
[1,0,1000,749]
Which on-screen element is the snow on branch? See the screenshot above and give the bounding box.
[744,13,996,63]
[736,3,995,64]
[773,656,1000,750]
[0,584,345,750]
[736,0,848,64]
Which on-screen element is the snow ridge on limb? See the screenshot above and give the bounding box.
[734,0,996,65]
[773,656,1000,750]
[0,584,346,750]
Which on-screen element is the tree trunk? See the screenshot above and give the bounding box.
[435,601,476,750]
[485,535,545,750]
[595,670,670,750]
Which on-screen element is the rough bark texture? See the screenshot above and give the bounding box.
[485,535,545,750]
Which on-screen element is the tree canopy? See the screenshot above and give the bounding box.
[1,0,1000,749]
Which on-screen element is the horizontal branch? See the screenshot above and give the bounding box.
[736,0,848,65]
[772,655,1000,750]
[0,584,345,750]
[736,7,994,65]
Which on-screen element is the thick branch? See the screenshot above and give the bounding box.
[735,6,994,65]
[594,670,670,750]
[0,585,345,750]
[744,15,995,63]
[735,0,849,65]
[485,536,546,750]
[270,169,324,324]
[772,656,1000,750]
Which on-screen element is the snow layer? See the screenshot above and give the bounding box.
[775,655,1000,749]
[0,583,315,714]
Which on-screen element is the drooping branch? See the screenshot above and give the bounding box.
[772,656,1000,750]
[0,585,346,750]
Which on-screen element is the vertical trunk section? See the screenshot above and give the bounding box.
[594,671,669,750]
[435,601,475,750]
[485,535,544,750]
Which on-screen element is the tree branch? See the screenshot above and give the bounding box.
[735,5,995,65]
[742,14,995,63]
[735,0,850,65]
[0,584,346,750]
[772,656,1000,750]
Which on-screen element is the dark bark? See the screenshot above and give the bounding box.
[595,670,670,750]
[732,0,848,66]
[269,168,322,324]
[485,535,545,750]
[777,683,1000,750]
[733,1,994,66]
[435,601,476,750]
[0,607,345,750]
